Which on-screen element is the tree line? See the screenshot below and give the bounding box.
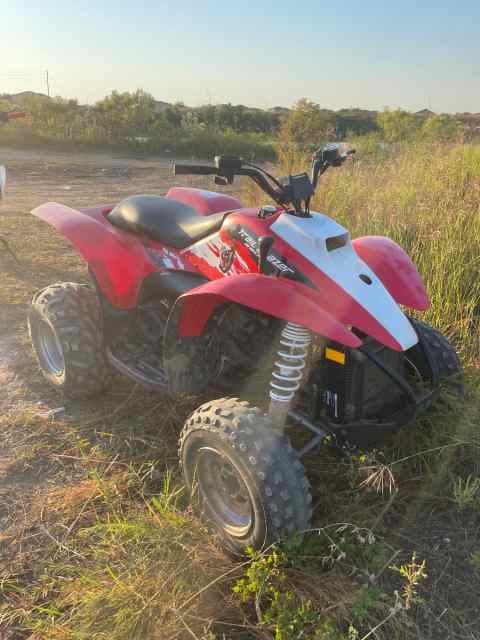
[0,90,470,158]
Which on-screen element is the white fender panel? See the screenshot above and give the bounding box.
[271,212,418,350]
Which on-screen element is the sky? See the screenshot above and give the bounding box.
[1,1,479,113]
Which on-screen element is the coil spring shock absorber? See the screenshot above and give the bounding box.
[269,322,312,430]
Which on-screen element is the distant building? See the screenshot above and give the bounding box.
[415,109,435,118]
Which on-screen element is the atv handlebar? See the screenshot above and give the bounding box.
[172,145,355,216]
[174,163,218,176]
[174,159,283,203]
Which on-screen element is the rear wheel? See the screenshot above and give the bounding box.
[179,397,312,554]
[28,282,107,398]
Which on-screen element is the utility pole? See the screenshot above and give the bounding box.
[46,70,50,97]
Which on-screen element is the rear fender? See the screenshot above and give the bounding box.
[174,273,361,348]
[32,202,156,308]
[352,236,429,311]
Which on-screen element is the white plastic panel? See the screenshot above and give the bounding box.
[271,212,418,350]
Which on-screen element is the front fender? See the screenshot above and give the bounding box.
[32,202,156,308]
[352,236,429,311]
[175,273,362,348]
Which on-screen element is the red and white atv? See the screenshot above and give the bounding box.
[29,145,461,553]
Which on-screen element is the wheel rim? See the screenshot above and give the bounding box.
[196,447,254,538]
[37,321,65,376]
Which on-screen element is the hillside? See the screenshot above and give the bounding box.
[0,90,50,102]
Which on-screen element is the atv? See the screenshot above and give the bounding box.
[28,144,461,554]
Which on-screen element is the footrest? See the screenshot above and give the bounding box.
[107,342,168,390]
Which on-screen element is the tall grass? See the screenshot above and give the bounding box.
[257,142,480,361]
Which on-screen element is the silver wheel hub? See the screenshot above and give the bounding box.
[197,447,254,538]
[37,321,65,376]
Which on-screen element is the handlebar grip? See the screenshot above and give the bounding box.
[173,163,218,176]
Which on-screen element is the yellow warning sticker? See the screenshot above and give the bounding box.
[325,347,346,365]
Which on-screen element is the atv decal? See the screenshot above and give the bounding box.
[265,253,295,276]
[226,223,313,286]
[184,234,249,279]
[145,246,185,271]
[234,227,258,256]
[219,245,235,273]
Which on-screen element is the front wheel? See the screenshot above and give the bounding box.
[179,397,312,554]
[28,282,107,398]
[407,317,463,400]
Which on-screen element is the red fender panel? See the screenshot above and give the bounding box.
[352,236,429,311]
[177,273,362,348]
[32,202,156,308]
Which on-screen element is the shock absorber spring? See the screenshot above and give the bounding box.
[269,322,312,430]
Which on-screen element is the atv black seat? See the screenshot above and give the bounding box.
[107,194,226,249]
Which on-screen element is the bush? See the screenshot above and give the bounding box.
[376,108,419,142]
[421,114,464,143]
[157,128,275,161]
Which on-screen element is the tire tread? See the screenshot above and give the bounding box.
[179,397,312,549]
[29,282,107,398]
